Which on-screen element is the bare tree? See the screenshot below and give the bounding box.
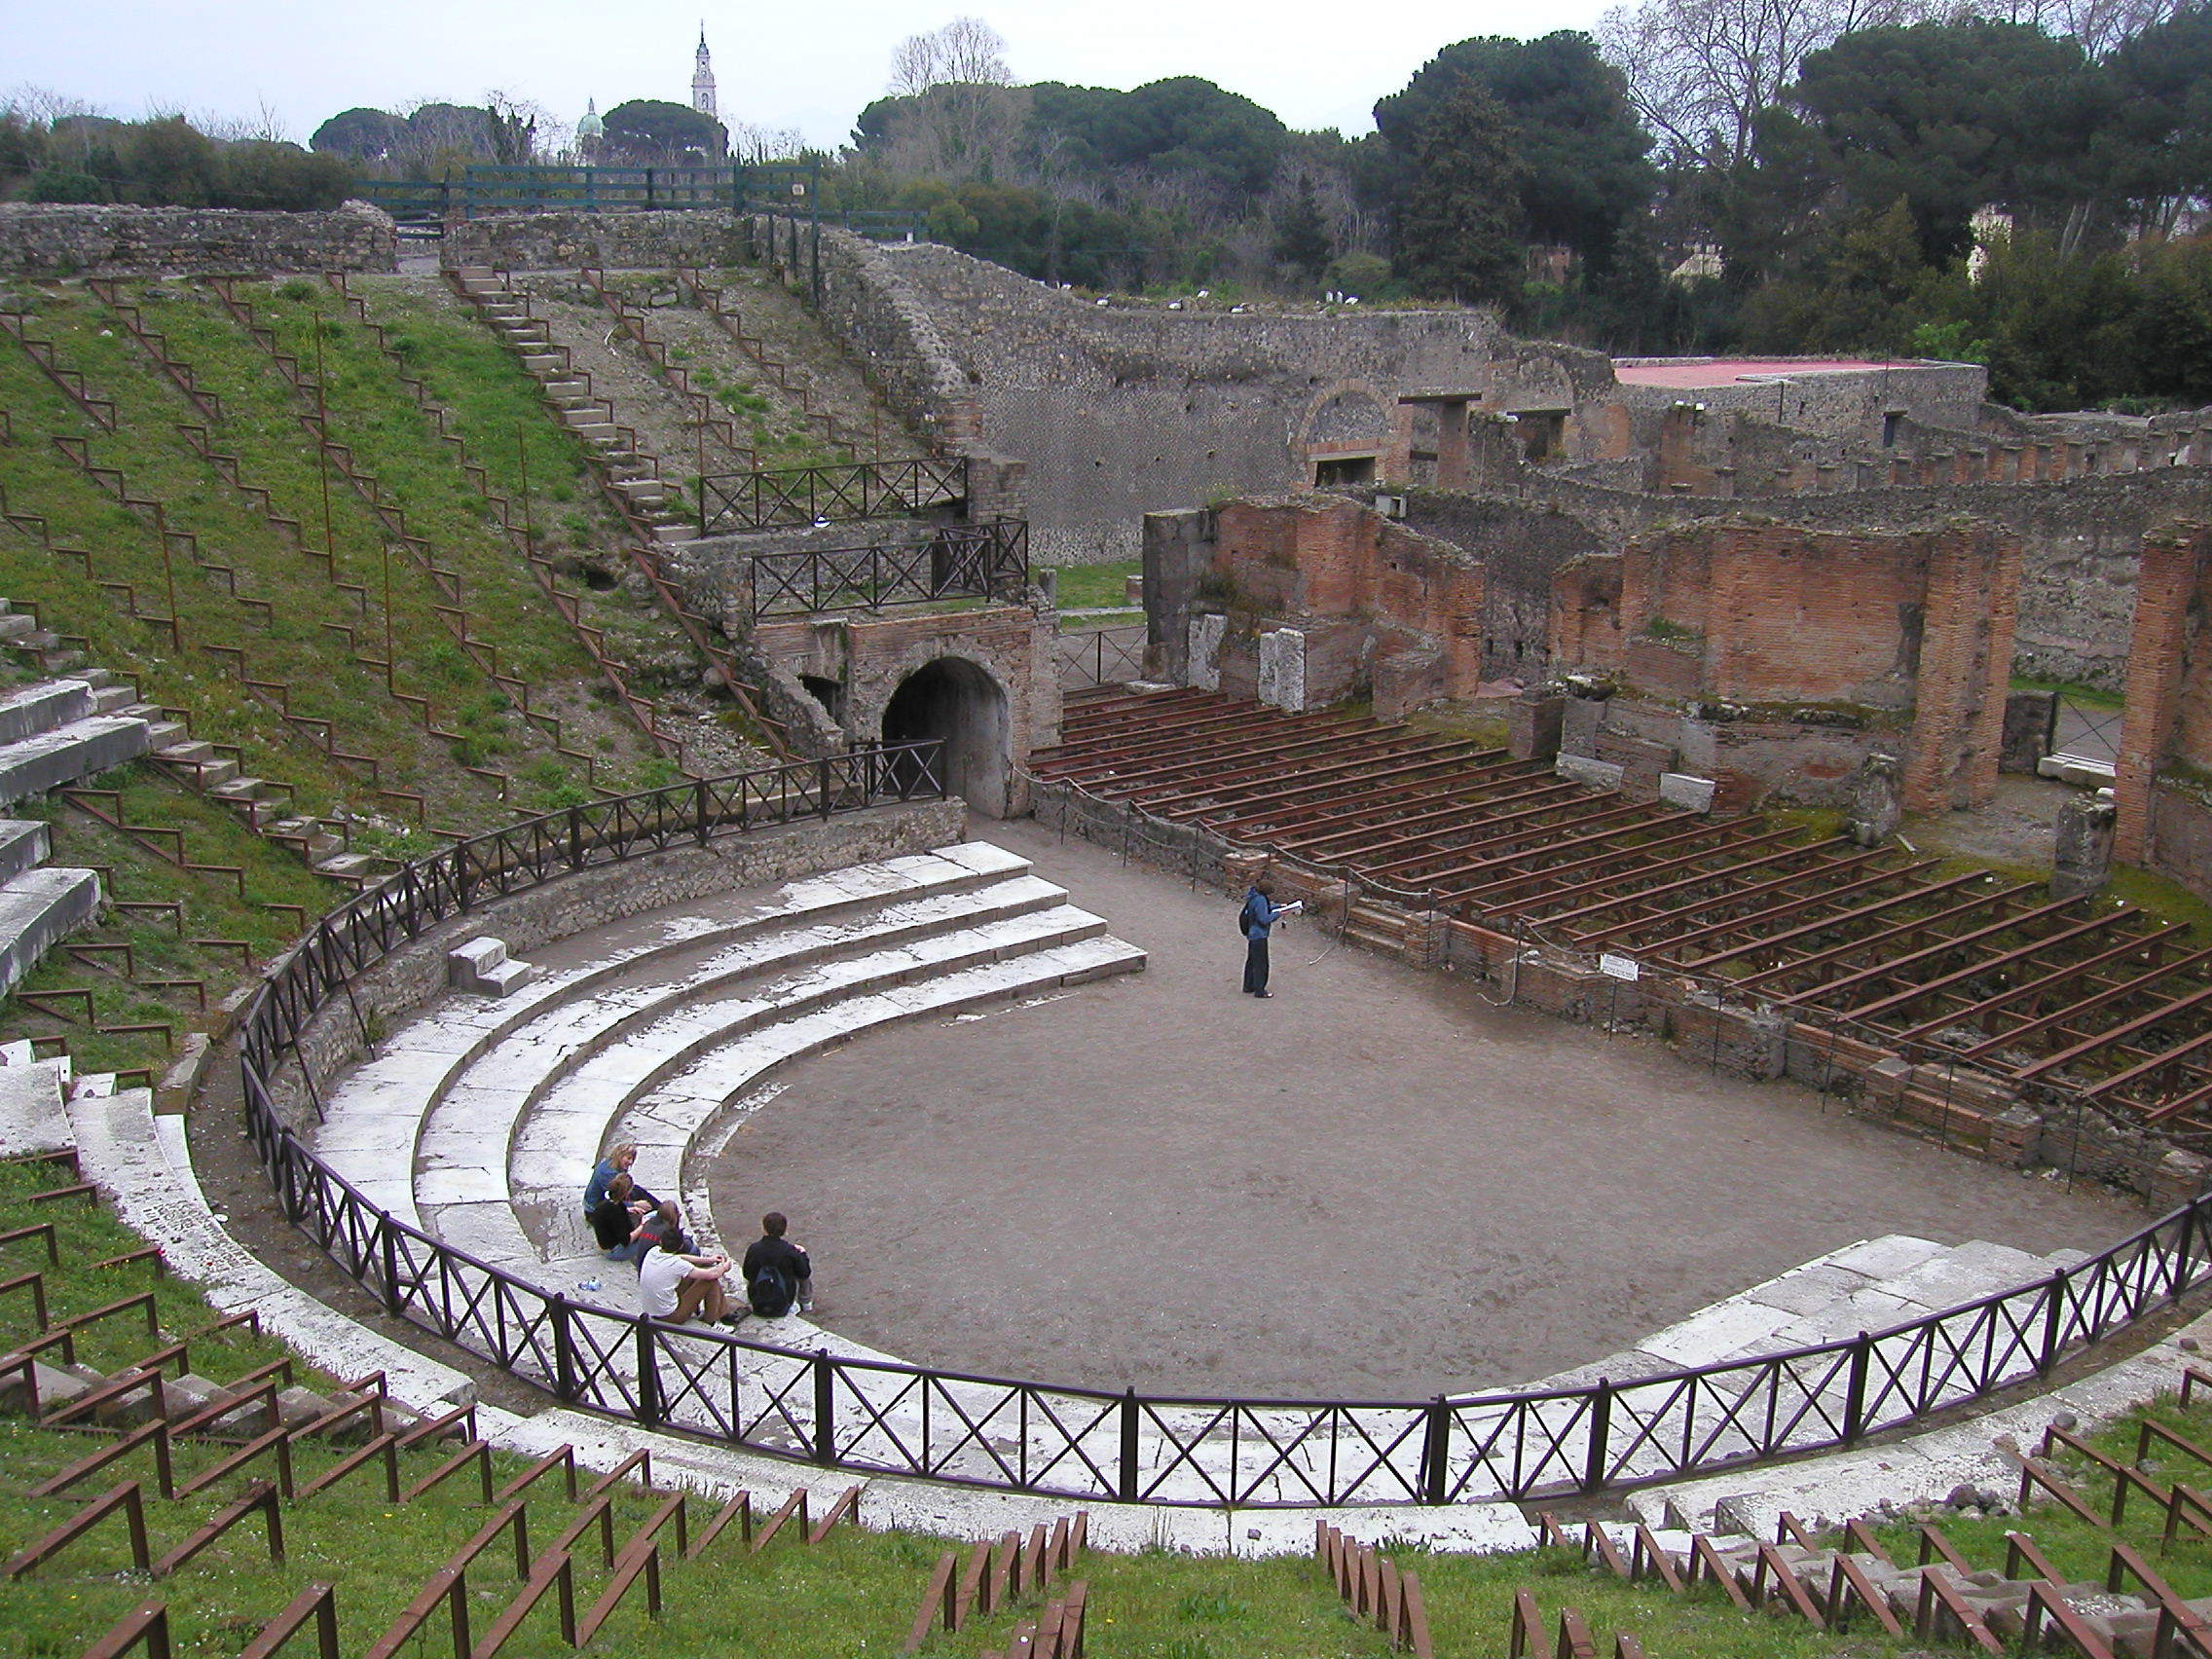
[726,119,806,165]
[1599,0,1937,165]
[888,16,1013,94]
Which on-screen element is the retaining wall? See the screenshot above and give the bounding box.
[0,202,397,276]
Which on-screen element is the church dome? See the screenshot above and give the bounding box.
[577,98,604,139]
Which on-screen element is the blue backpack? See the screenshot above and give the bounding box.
[747,1261,794,1317]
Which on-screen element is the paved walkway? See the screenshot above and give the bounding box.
[703,815,2134,1402]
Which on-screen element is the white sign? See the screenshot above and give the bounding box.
[1599,953,1641,982]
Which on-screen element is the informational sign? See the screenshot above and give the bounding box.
[1599,953,1641,982]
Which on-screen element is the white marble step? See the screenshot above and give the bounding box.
[1506,1234,2084,1398]
[0,866,100,998]
[309,844,1039,1224]
[427,933,1145,1273]
[0,713,153,808]
[459,898,1106,1229]
[0,1055,71,1156]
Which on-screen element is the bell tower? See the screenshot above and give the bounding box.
[691,24,718,121]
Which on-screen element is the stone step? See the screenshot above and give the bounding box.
[207,775,275,804]
[314,852,380,882]
[315,846,1045,1227]
[87,685,136,716]
[0,680,93,747]
[0,820,50,885]
[0,866,101,999]
[0,1055,71,1156]
[0,614,37,644]
[0,713,156,808]
[479,926,1146,1269]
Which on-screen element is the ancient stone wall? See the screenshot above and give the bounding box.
[1164,497,1487,715]
[1548,521,2019,812]
[1407,469,2212,693]
[859,241,1618,564]
[2115,527,2212,887]
[752,604,1056,817]
[0,202,396,276]
[440,209,752,272]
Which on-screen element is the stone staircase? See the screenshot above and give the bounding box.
[0,651,176,998]
[448,267,695,546]
[0,600,379,890]
[311,842,1146,1288]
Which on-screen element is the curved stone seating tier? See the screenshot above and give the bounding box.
[311,841,1046,1223]
[313,843,1145,1290]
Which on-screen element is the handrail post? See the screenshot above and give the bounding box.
[637,1322,660,1426]
[1843,1331,1872,1442]
[551,1294,576,1402]
[818,757,832,820]
[812,1349,835,1465]
[2039,1271,2069,1375]
[1420,1395,1450,1504]
[1119,1387,1139,1502]
[694,779,711,846]
[569,804,584,869]
[1581,1378,1612,1493]
[379,1221,402,1316]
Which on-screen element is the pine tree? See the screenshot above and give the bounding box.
[1394,82,1530,306]
[1272,174,1333,283]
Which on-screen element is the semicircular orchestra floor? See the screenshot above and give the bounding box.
[703,818,2133,1402]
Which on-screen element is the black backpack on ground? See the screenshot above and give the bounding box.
[747,1262,794,1317]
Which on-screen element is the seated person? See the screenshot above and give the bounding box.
[588,1173,653,1262]
[638,1235,739,1326]
[741,1210,815,1317]
[584,1143,659,1215]
[634,1199,691,1257]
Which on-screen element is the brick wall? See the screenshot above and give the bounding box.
[1548,520,2017,810]
[1187,497,1487,711]
[2116,528,2210,867]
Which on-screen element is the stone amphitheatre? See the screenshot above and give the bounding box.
[12,196,2212,1654]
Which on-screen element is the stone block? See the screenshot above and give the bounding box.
[1562,694,1605,759]
[2002,689,2056,773]
[2052,794,2117,901]
[1846,753,1903,847]
[1556,754,1625,793]
[1508,694,1565,761]
[0,866,99,1000]
[448,937,538,998]
[1256,628,1307,713]
[1187,613,1226,692]
[1659,772,1717,812]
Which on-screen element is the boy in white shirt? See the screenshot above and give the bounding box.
[637,1235,739,1325]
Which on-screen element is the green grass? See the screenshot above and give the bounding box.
[0,1152,1977,1659]
[2012,673,2123,710]
[1049,559,1143,610]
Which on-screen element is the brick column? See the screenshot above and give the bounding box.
[1434,399,1473,491]
[2115,533,2206,865]
[1903,526,2021,813]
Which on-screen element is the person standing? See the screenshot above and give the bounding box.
[1238,878,1303,998]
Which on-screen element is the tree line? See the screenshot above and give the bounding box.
[18,0,2212,412]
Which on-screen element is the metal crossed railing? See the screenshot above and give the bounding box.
[745,520,1026,620]
[699,458,969,536]
[236,755,2212,1508]
[1053,624,1146,691]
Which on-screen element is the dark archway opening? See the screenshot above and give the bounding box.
[883,656,1010,817]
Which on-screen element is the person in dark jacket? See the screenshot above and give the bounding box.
[1239,878,1303,998]
[741,1211,814,1316]
[588,1172,654,1261]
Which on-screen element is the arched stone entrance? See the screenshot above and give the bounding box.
[883,655,1012,816]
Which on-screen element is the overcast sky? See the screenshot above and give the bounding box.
[4,0,1612,151]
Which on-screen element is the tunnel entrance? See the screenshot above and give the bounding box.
[882,656,1010,816]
